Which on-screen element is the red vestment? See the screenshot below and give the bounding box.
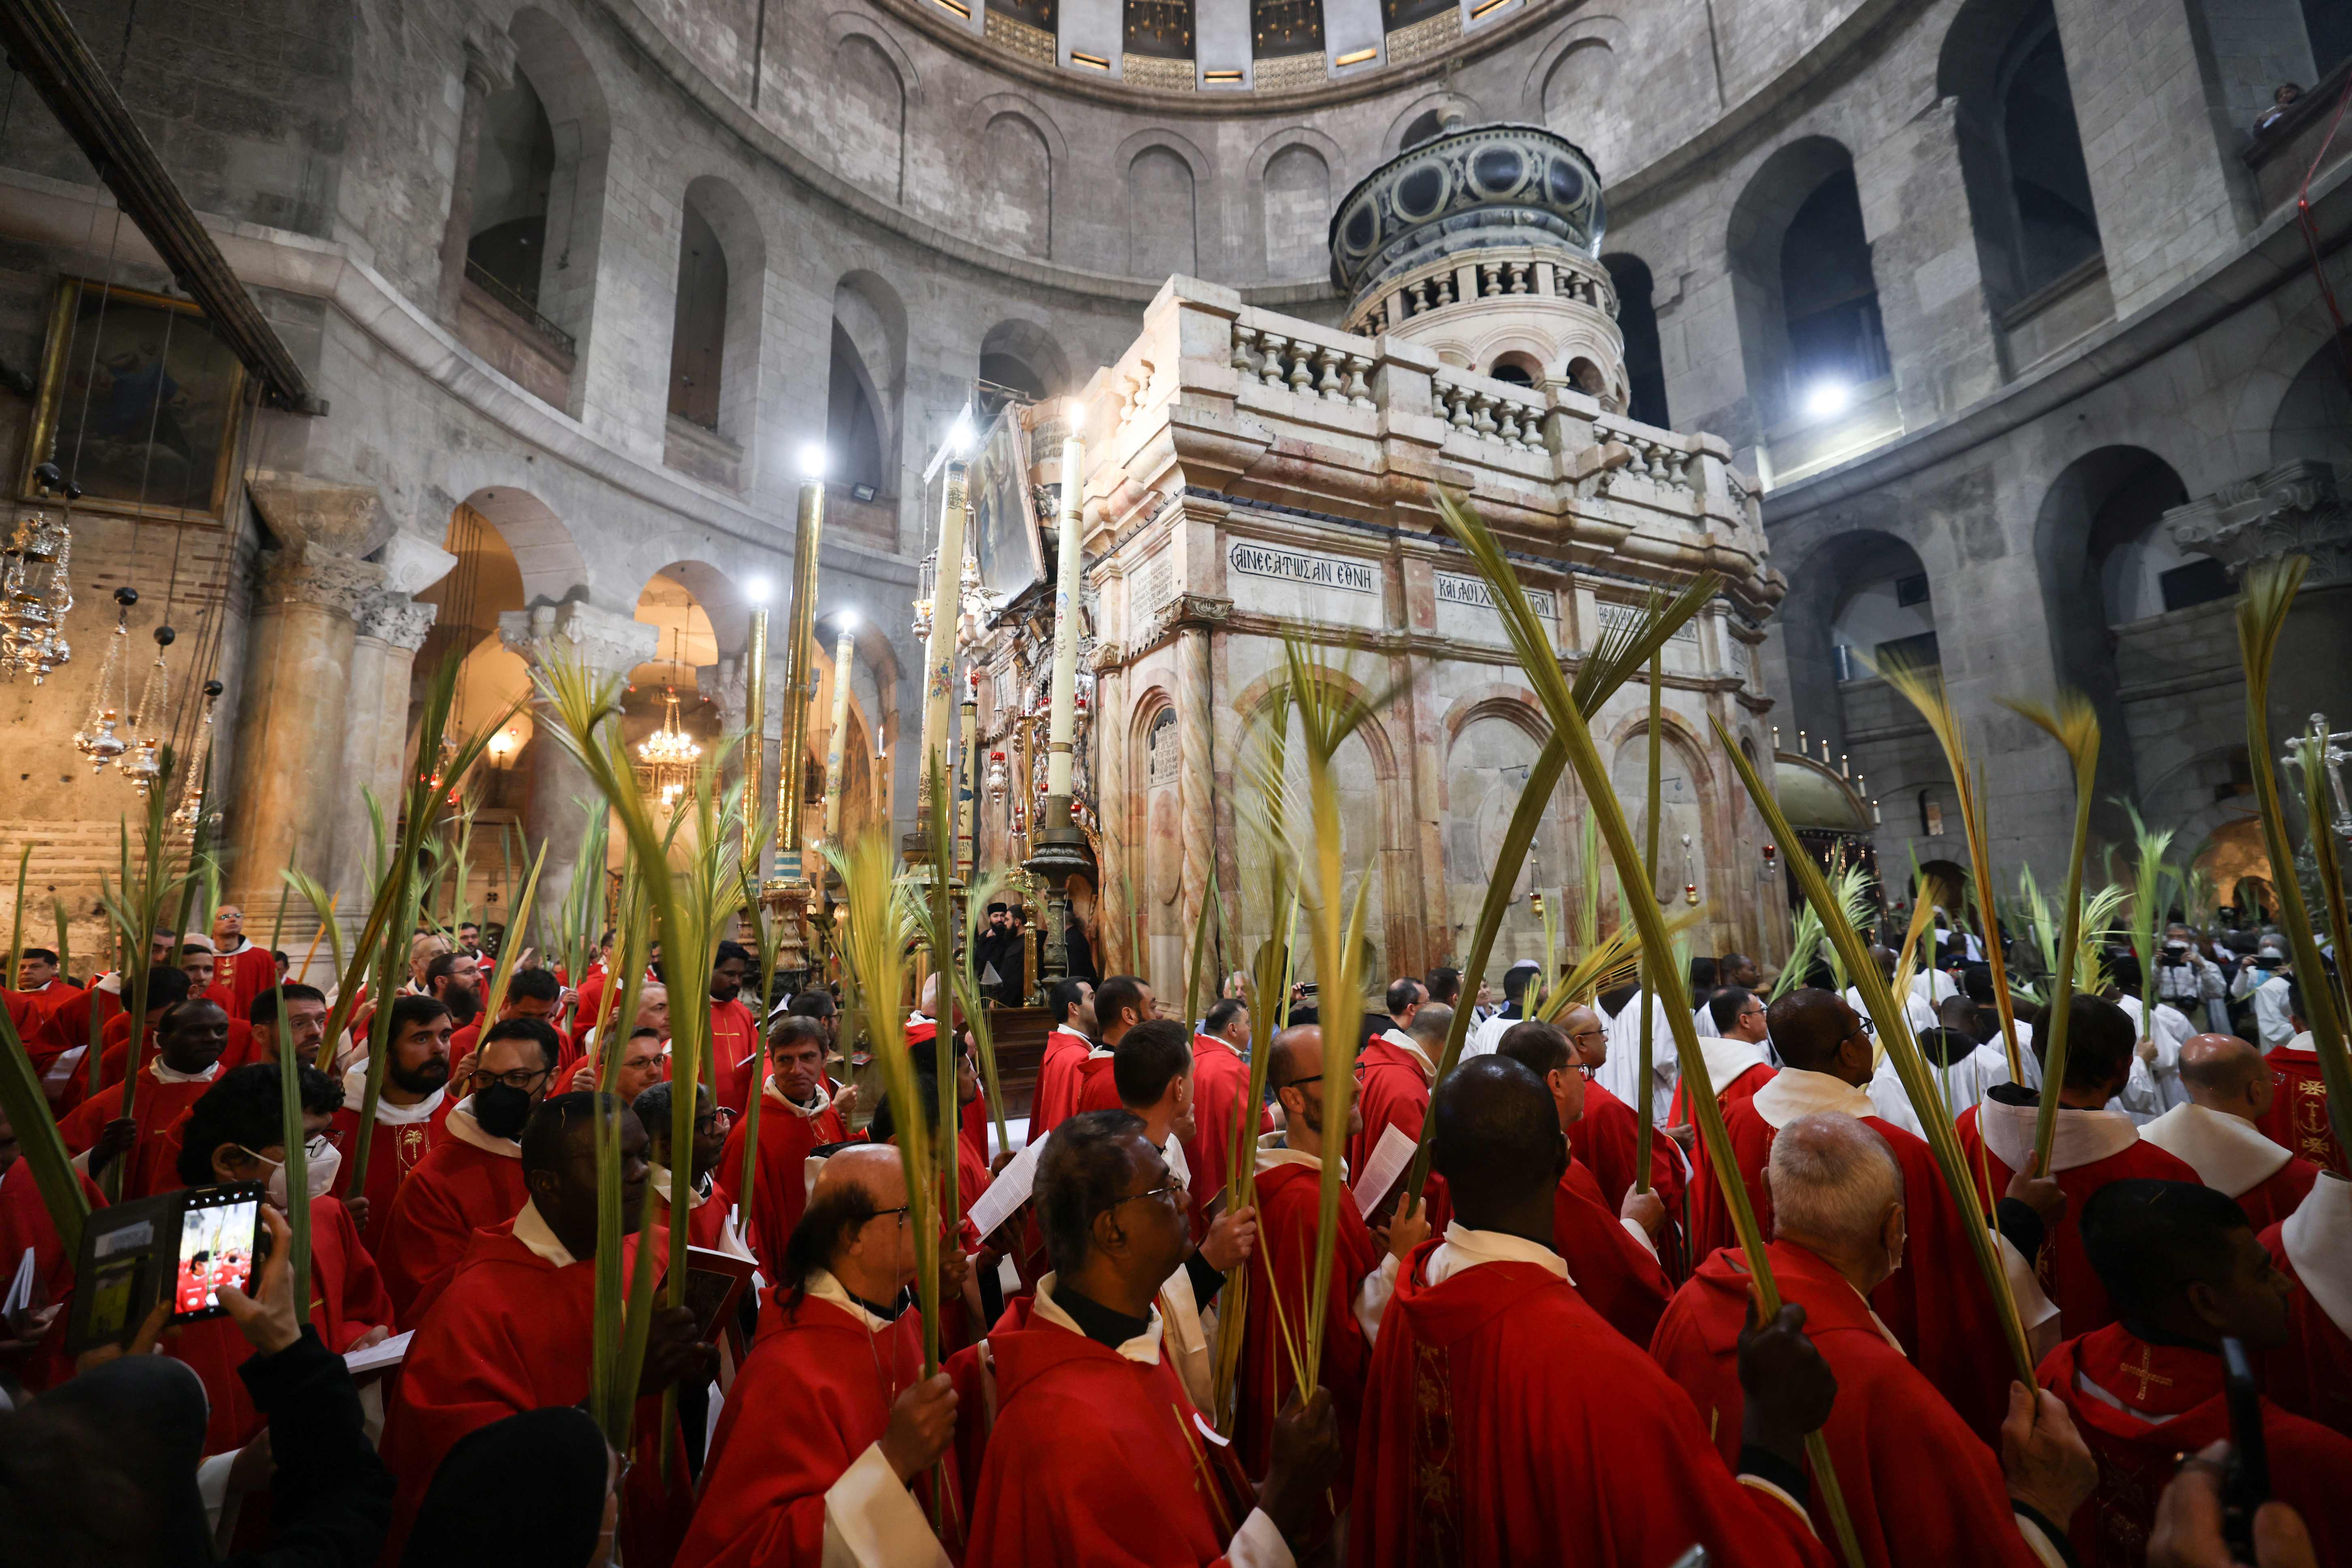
[717,1081,851,1284]
[1181,1036,1268,1237]
[1238,1155,1378,1504]
[2237,1155,2324,1231]
[965,1291,1258,1568]
[1669,1058,1777,1132]
[709,996,761,1117]
[379,1217,688,1568]
[209,942,278,1023]
[167,1194,392,1454]
[0,1158,106,1390]
[675,1291,950,1568]
[89,1016,255,1099]
[375,1116,529,1321]
[1651,1238,2043,1568]
[1349,1239,1830,1568]
[2260,1174,2352,1440]
[1554,1155,1670,1346]
[324,1091,444,1258]
[1574,1076,1686,1263]
[55,1061,219,1199]
[2259,1037,2346,1174]
[1025,1027,1093,1145]
[11,981,88,1074]
[1958,1099,2199,1337]
[1074,1051,1120,1115]
[2041,1322,2352,1568]
[1347,1038,1449,1231]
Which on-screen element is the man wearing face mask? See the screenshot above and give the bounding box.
[330,995,454,1256]
[377,1016,562,1320]
[162,1061,397,1456]
[1652,1112,2097,1568]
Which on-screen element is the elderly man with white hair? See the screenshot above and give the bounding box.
[1652,1112,2097,1568]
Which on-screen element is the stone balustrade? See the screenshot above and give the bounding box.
[1341,245,1620,338]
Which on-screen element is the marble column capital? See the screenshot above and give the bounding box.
[247,471,386,557]
[697,657,750,734]
[460,31,518,92]
[499,602,656,681]
[2167,460,2352,587]
[358,591,439,651]
[259,547,386,621]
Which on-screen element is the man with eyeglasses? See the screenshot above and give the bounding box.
[60,995,229,1200]
[378,1016,564,1320]
[636,1077,745,1257]
[1555,1002,1689,1234]
[1692,988,2064,1445]
[1666,984,1778,1129]
[965,1107,1342,1566]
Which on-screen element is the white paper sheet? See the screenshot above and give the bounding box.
[966,1133,1047,1242]
[1354,1123,1419,1220]
[343,1329,413,1377]
[1,1247,34,1318]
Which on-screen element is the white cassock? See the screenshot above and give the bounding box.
[1599,989,1680,1127]
[1845,985,1939,1040]
[1868,1039,2012,1138]
[2114,996,2196,1121]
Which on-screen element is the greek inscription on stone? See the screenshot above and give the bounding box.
[1227,540,1379,594]
[1434,571,1557,620]
[1597,600,1699,646]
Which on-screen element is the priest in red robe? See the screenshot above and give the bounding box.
[0,1108,107,1391]
[328,994,454,1257]
[161,1061,396,1454]
[58,996,229,1199]
[2258,986,2344,1174]
[1025,979,1096,1146]
[1350,1055,1838,1568]
[2261,1171,2352,1440]
[1557,1001,1687,1225]
[207,905,280,1023]
[1653,1111,2095,1568]
[1067,974,1154,1120]
[1185,997,1270,1238]
[677,1144,959,1568]
[2038,1178,2352,1568]
[1496,1018,1673,1345]
[1349,1000,1451,1231]
[1667,985,1778,1129]
[707,941,762,1117]
[718,1012,855,1284]
[380,1092,714,1568]
[638,1077,752,1257]
[376,1016,562,1320]
[447,964,570,1079]
[965,1108,1342,1567]
[1691,987,2050,1442]
[1238,1024,1425,1506]
[1959,994,2199,1337]
[2143,1033,2322,1230]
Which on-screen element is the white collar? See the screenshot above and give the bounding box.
[765,1076,835,1119]
[647,1162,710,1209]
[804,1266,901,1332]
[2137,1104,2292,1197]
[1425,1221,1572,1287]
[1048,1026,1092,1049]
[2283,1173,2352,1336]
[1750,1068,1874,1129]
[1381,1028,1438,1078]
[340,1063,445,1123]
[1195,1031,1244,1061]
[2277,1031,2318,1057]
[1696,1033,1774,1092]
[151,1057,220,1086]
[443,1097,522,1158]
[1086,1044,1115,1060]
[1033,1272,1164,1365]
[1980,1095,2139,1173]
[511,1197,577,1268]
[216,937,254,955]
[1254,1130,1341,1177]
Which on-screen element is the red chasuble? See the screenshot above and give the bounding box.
[208,941,278,1023]
[380,1217,688,1568]
[1958,1097,2199,1338]
[1347,1038,1449,1231]
[2139,1102,2321,1233]
[1026,1027,1093,1145]
[325,1086,445,1258]
[167,1194,392,1455]
[1238,1154,1379,1503]
[55,1060,219,1199]
[2259,1035,2346,1174]
[717,1080,850,1284]
[965,1291,1258,1568]
[1651,1238,2043,1568]
[1689,1073,2016,1441]
[1668,1058,1777,1132]
[375,1111,529,1321]
[0,1159,106,1391]
[2040,1322,2352,1568]
[1074,1052,1121,1116]
[1574,1076,1686,1217]
[2260,1173,2352,1441]
[1554,1156,1670,1346]
[675,1291,949,1568]
[1182,1036,1268,1238]
[1349,1238,1831,1568]
[709,996,761,1118]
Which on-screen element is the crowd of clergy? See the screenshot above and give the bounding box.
[0,902,2344,1568]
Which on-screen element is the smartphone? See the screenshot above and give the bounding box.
[171,1185,264,1323]
[2220,1337,2268,1564]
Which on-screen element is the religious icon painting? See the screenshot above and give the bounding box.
[21,277,250,522]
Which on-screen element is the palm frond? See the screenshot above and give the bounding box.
[1997,692,2101,1176]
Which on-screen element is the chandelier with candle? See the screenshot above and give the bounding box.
[0,508,74,684]
[119,623,176,797]
[72,586,140,771]
[172,679,224,830]
[640,685,700,815]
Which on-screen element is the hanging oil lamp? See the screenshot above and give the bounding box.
[73,586,138,771]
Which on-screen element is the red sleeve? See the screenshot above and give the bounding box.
[673,1329,876,1568]
[379,1159,479,1323]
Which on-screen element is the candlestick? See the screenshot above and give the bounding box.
[1024,398,1098,985]
[741,589,769,871]
[914,420,973,849]
[959,667,979,879]
[821,616,856,849]
[774,447,828,890]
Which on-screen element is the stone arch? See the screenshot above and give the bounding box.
[1778,526,1937,760]
[669,175,767,460]
[1527,15,1631,177]
[975,104,1056,260]
[1246,129,1342,280]
[1607,718,1723,913]
[1439,692,1566,954]
[1121,131,1209,280]
[978,318,1071,401]
[500,8,614,391]
[444,481,590,605]
[830,271,908,498]
[1726,136,1886,444]
[2269,329,2352,479]
[823,25,910,203]
[1385,91,1481,155]
[1601,253,1669,428]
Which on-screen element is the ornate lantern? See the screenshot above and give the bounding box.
[121,624,176,797]
[639,685,701,816]
[73,586,139,771]
[173,680,224,829]
[0,508,75,683]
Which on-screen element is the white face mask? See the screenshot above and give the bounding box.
[239,1136,341,1211]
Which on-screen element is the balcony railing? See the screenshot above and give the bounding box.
[464,258,576,360]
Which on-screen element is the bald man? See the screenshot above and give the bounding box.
[680,1145,958,1567]
[2138,1033,2321,1232]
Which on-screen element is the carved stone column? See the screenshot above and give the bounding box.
[332,592,438,904]
[500,602,658,932]
[229,476,389,909]
[1169,596,1229,987]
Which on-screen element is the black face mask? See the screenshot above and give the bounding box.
[473,1082,533,1140]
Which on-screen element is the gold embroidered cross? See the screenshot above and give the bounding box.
[2121,1344,2173,1401]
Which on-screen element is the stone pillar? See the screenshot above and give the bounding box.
[228,476,388,912]
[333,592,438,906]
[436,40,513,323]
[1173,601,1225,984]
[500,602,658,931]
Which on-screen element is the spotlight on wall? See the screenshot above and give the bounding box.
[799,443,829,480]
[947,412,976,454]
[835,609,860,631]
[1802,379,1851,420]
[746,576,774,604]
